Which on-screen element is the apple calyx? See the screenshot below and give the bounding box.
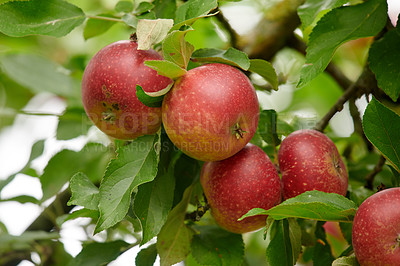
[392,235,400,252]
[233,122,247,140]
[102,109,116,124]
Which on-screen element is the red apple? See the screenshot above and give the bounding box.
[278,129,348,199]
[352,187,400,265]
[82,40,172,140]
[161,63,259,161]
[200,144,282,234]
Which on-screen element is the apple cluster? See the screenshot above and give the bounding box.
[81,40,350,234]
[82,40,400,264]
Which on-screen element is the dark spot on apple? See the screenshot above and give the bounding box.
[112,103,120,111]
[102,102,107,107]
[102,85,111,98]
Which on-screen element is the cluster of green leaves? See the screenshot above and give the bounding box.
[0,0,400,265]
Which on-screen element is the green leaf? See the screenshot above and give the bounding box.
[0,0,85,37]
[95,133,161,234]
[332,254,360,266]
[162,29,195,69]
[136,19,174,50]
[287,218,302,264]
[144,60,187,80]
[349,186,374,207]
[40,143,111,201]
[368,26,400,101]
[157,185,195,266]
[122,13,138,28]
[191,48,250,71]
[115,1,134,13]
[0,231,59,253]
[136,244,158,266]
[0,74,33,130]
[249,59,278,90]
[135,85,164,108]
[190,225,244,266]
[0,195,40,204]
[258,109,281,146]
[298,0,348,29]
[83,14,117,40]
[56,208,99,227]
[313,221,335,266]
[0,54,79,98]
[68,240,130,266]
[153,0,176,19]
[265,219,292,266]
[68,172,99,210]
[240,191,357,222]
[135,2,155,15]
[362,97,400,173]
[174,0,218,28]
[298,0,387,87]
[134,149,180,245]
[57,107,91,140]
[389,165,400,187]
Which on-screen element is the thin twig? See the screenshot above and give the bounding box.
[314,82,359,132]
[365,156,386,190]
[348,98,373,151]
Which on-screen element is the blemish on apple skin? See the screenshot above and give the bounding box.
[112,103,120,111]
[102,85,111,98]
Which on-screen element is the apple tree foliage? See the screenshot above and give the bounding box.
[0,0,399,265]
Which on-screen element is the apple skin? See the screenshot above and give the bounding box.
[162,63,259,161]
[278,129,348,199]
[200,144,282,234]
[81,40,172,140]
[352,188,400,266]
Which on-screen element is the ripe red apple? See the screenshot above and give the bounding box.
[352,187,400,265]
[278,129,348,199]
[200,144,282,234]
[161,63,259,161]
[82,40,172,140]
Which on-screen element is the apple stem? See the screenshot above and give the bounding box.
[233,123,247,140]
[130,33,137,42]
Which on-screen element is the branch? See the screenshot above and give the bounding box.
[3,189,73,266]
[27,189,73,231]
[239,0,304,61]
[313,83,359,132]
[365,156,386,190]
[215,10,240,49]
[313,65,377,132]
